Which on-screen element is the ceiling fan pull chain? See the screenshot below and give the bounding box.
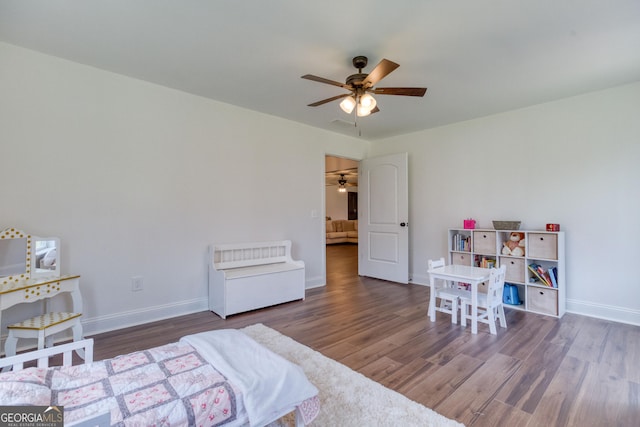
[354,109,360,136]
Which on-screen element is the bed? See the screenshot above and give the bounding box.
[0,329,320,426]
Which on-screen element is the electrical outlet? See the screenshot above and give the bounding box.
[131,276,143,292]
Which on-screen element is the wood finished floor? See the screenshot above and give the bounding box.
[90,244,639,427]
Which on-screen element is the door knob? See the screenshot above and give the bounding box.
[400,222,407,227]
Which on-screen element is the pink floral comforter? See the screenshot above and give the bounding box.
[1,341,241,425]
[0,338,319,426]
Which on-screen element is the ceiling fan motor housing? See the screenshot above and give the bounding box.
[352,56,368,70]
[346,73,368,88]
[348,56,370,88]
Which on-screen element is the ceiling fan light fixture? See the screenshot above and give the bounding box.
[356,103,372,117]
[338,185,347,193]
[360,93,376,110]
[339,96,356,114]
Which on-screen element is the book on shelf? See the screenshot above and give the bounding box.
[548,267,558,288]
[528,263,552,287]
[537,265,553,287]
[478,257,496,269]
[452,233,471,252]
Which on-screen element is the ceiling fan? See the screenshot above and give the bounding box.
[302,56,427,117]
[337,174,350,193]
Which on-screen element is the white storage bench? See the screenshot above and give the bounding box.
[208,240,306,319]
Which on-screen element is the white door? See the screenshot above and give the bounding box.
[358,152,409,283]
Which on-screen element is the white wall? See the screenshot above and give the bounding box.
[2,41,638,339]
[370,81,640,325]
[325,186,357,220]
[0,42,369,337]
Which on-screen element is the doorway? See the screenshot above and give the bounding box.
[324,153,409,285]
[325,155,359,281]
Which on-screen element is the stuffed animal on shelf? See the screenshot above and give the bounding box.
[502,232,525,256]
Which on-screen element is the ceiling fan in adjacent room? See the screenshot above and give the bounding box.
[337,174,348,193]
[302,56,427,117]
[326,171,358,193]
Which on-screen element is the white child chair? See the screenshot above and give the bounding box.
[428,257,471,324]
[460,265,507,335]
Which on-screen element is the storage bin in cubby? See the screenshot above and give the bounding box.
[473,230,496,254]
[501,257,525,283]
[528,233,558,260]
[528,287,558,316]
[451,252,472,266]
[477,281,488,294]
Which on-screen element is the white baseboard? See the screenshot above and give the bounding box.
[85,278,324,335]
[410,273,429,286]
[305,275,326,289]
[566,298,640,326]
[82,297,208,337]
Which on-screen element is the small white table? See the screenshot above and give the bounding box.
[427,264,491,334]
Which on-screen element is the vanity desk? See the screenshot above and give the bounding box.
[0,275,83,337]
[0,227,84,358]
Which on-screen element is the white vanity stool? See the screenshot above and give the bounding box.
[5,312,83,357]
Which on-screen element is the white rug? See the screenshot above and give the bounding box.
[241,323,464,427]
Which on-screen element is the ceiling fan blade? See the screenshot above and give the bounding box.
[371,87,427,97]
[301,74,351,90]
[362,59,399,88]
[370,106,380,114]
[307,93,351,107]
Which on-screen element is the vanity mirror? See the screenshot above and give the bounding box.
[32,236,60,279]
[0,228,31,283]
[0,227,61,283]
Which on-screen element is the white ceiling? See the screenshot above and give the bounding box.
[1,1,639,141]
